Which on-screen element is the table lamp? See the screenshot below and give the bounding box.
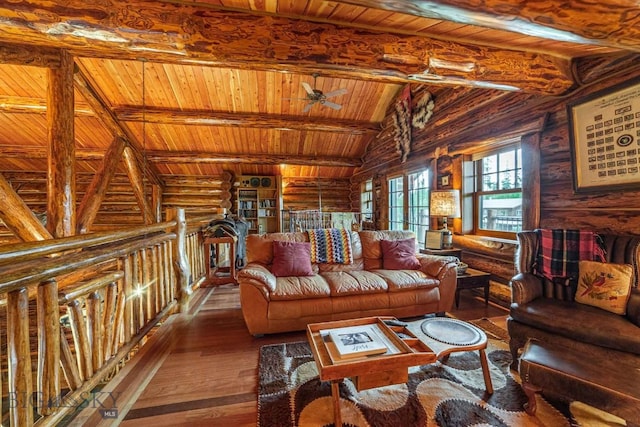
[429,189,461,248]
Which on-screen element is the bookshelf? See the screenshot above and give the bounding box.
[237,176,281,234]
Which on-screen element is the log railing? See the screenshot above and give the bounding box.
[0,208,213,426]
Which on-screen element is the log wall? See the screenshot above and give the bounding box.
[282,177,353,212]
[355,59,640,306]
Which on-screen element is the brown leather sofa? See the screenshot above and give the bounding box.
[508,231,640,368]
[237,230,458,335]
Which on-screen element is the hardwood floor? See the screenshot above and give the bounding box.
[80,284,509,426]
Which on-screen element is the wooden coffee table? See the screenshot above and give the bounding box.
[306,316,492,426]
[456,267,491,308]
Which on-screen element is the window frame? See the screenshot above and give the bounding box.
[473,145,522,240]
[387,175,404,231]
[360,179,373,222]
[407,170,430,248]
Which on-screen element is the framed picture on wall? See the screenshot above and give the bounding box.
[568,79,640,192]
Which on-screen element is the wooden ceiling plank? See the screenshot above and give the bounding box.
[0,0,574,94]
[73,64,163,186]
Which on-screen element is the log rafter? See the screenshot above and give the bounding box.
[342,0,640,52]
[0,0,574,94]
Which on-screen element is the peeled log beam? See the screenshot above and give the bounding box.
[0,172,52,242]
[0,0,573,94]
[0,42,62,67]
[344,0,640,52]
[77,137,127,234]
[123,146,154,224]
[146,151,362,168]
[115,107,381,134]
[0,95,94,115]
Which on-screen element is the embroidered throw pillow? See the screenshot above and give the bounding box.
[380,238,421,270]
[271,241,314,277]
[575,260,633,315]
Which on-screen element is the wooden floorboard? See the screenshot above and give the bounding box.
[76,284,508,426]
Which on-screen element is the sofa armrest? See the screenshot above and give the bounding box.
[626,289,640,327]
[237,263,277,296]
[417,254,458,279]
[510,272,543,305]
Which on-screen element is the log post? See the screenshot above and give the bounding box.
[7,288,34,426]
[102,282,118,361]
[152,184,163,223]
[522,132,541,230]
[47,49,76,238]
[119,255,134,342]
[59,328,82,390]
[167,207,192,312]
[77,137,127,234]
[37,279,60,416]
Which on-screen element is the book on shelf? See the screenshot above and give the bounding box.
[321,324,390,360]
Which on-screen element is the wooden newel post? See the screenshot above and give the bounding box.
[37,279,60,416]
[7,287,34,426]
[167,207,192,312]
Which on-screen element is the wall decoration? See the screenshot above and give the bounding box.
[568,79,640,192]
[412,91,435,129]
[393,85,412,163]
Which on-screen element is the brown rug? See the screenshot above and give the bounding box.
[257,318,626,427]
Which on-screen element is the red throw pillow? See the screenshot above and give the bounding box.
[271,241,315,277]
[380,238,421,270]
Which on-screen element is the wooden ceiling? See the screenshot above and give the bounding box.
[0,0,635,181]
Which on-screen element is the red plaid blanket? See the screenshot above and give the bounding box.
[535,229,606,284]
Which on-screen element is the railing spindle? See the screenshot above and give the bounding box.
[37,279,60,415]
[87,291,103,371]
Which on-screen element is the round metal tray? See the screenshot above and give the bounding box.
[420,318,483,346]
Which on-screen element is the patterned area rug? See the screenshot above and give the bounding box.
[257,318,626,427]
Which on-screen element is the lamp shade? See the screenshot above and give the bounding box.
[430,190,461,218]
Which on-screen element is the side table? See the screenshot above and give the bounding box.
[455,268,490,308]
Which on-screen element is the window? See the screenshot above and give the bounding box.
[360,179,373,222]
[475,146,522,237]
[388,176,404,230]
[407,170,430,247]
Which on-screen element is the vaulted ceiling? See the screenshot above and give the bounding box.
[0,0,636,181]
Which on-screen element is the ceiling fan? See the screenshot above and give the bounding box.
[290,73,348,112]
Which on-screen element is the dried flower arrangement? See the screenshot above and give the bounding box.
[411,91,435,129]
[393,86,412,163]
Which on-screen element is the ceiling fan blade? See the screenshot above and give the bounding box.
[323,88,348,99]
[322,101,342,110]
[301,82,315,95]
[302,102,315,113]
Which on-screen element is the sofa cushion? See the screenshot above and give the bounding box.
[380,238,421,270]
[321,271,388,296]
[360,230,418,270]
[271,241,314,277]
[245,232,309,265]
[575,261,633,315]
[270,275,331,301]
[510,298,640,355]
[373,269,439,291]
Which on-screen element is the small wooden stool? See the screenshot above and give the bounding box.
[519,339,640,422]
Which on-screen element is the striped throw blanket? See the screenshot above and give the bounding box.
[307,228,353,264]
[535,229,606,284]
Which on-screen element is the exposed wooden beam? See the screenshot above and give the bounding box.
[114,108,381,135]
[0,95,94,116]
[0,42,62,67]
[0,146,363,168]
[0,0,574,94]
[122,146,154,224]
[77,137,127,234]
[146,151,362,168]
[341,0,640,52]
[0,172,52,241]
